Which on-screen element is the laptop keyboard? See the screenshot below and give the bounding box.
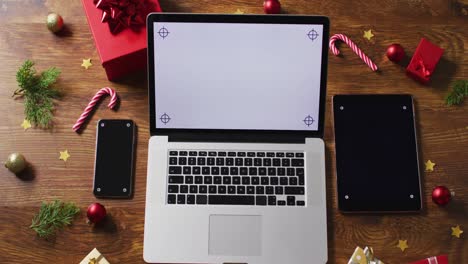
[166,150,306,206]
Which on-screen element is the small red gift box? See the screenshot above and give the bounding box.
[409,255,448,264]
[82,0,162,81]
[406,38,444,84]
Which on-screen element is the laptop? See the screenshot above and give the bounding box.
[144,14,330,264]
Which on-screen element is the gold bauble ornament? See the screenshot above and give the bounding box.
[4,153,27,174]
[46,13,64,33]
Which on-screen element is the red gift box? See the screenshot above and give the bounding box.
[81,0,162,81]
[409,255,448,264]
[406,38,444,84]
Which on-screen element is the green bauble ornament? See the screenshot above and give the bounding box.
[5,153,27,174]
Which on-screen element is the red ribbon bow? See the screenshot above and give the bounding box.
[94,0,149,35]
[415,58,432,78]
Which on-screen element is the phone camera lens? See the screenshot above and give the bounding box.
[96,187,101,192]
[100,123,105,127]
[126,123,131,127]
[123,188,127,192]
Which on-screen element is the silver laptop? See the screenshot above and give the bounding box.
[144,14,330,264]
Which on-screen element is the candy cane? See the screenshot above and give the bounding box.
[329,33,378,71]
[73,87,118,132]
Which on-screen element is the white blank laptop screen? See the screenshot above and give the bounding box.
[153,22,324,131]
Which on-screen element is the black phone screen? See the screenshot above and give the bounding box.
[333,95,422,212]
[94,119,135,198]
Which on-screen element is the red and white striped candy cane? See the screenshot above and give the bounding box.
[73,87,118,132]
[329,33,378,72]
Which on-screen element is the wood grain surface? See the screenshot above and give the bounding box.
[0,0,467,263]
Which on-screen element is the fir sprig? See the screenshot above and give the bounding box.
[14,60,61,128]
[30,200,80,239]
[445,80,468,106]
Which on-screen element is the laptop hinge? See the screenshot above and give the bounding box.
[166,132,307,144]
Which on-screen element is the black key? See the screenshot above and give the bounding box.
[235,158,243,166]
[230,167,239,175]
[237,186,246,194]
[209,195,254,205]
[214,176,222,184]
[228,152,236,157]
[257,152,265,157]
[261,177,269,185]
[189,151,197,156]
[223,176,231,185]
[275,186,284,195]
[185,176,193,184]
[195,176,203,184]
[179,157,187,165]
[187,195,195,204]
[245,158,253,166]
[193,167,201,175]
[168,194,176,204]
[197,195,207,204]
[268,196,276,205]
[218,185,227,194]
[240,167,248,175]
[168,185,179,193]
[270,177,279,185]
[218,152,227,156]
[180,185,188,193]
[247,152,255,157]
[259,168,267,175]
[276,152,285,157]
[273,158,281,166]
[266,186,274,195]
[242,177,250,185]
[256,186,265,194]
[291,159,305,167]
[188,157,196,165]
[256,196,267,205]
[216,158,225,166]
[221,167,229,175]
[211,167,220,175]
[285,187,305,195]
[297,201,305,206]
[287,196,296,206]
[226,158,234,166]
[179,151,188,156]
[252,177,260,185]
[189,185,198,193]
[289,177,298,185]
[287,168,295,176]
[296,153,304,157]
[202,167,210,175]
[204,176,212,184]
[249,167,258,176]
[286,152,294,157]
[267,152,275,157]
[263,158,272,166]
[169,166,182,174]
[268,168,276,176]
[209,151,217,156]
[237,152,246,157]
[254,158,262,166]
[228,186,236,194]
[296,168,304,176]
[207,158,215,166]
[233,176,241,185]
[209,185,217,194]
[280,177,288,185]
[282,159,290,167]
[299,175,305,185]
[278,168,286,176]
[199,151,207,156]
[169,157,177,165]
[168,176,183,184]
[169,151,178,156]
[278,200,286,206]
[177,194,185,204]
[197,157,206,165]
[247,186,255,194]
[183,166,191,175]
[199,185,207,193]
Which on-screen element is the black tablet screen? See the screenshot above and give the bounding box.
[333,95,422,212]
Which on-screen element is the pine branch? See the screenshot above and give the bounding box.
[445,80,468,106]
[30,200,80,239]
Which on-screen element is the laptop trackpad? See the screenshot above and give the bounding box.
[209,215,262,256]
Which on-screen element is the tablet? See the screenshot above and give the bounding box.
[333,95,422,212]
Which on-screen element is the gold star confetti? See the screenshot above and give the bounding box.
[234,9,244,14]
[397,240,408,252]
[88,258,97,264]
[363,30,374,40]
[451,225,463,238]
[21,119,31,130]
[425,160,436,171]
[81,58,92,70]
[59,150,70,162]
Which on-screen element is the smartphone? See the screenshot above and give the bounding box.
[93,119,135,198]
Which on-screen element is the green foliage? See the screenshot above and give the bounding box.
[14,60,61,128]
[30,200,80,239]
[445,80,468,106]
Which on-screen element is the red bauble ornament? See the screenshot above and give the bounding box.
[386,43,405,62]
[264,0,281,14]
[87,203,107,224]
[432,186,451,206]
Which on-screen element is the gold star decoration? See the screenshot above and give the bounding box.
[21,119,31,130]
[234,9,244,14]
[81,58,92,70]
[59,150,70,162]
[88,258,97,264]
[363,29,374,41]
[425,160,436,172]
[397,240,408,252]
[451,225,463,238]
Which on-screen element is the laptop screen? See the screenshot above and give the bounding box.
[153,22,324,131]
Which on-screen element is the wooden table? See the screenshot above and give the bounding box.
[0,0,467,263]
